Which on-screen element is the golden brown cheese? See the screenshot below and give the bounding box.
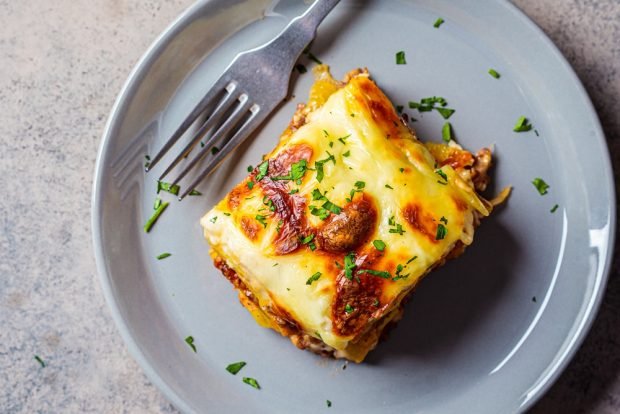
[201,66,499,362]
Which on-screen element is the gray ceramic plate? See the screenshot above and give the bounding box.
[92,1,615,413]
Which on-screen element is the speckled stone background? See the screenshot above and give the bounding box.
[0,1,618,413]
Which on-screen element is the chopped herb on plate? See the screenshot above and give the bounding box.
[226,361,246,375]
[396,51,407,65]
[532,178,550,195]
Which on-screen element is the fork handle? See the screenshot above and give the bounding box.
[259,0,340,70]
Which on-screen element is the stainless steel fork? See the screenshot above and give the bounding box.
[146,0,340,199]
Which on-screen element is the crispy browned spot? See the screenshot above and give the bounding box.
[317,195,377,253]
[354,77,402,140]
[268,143,313,177]
[402,203,438,243]
[240,216,261,241]
[332,249,386,337]
[227,180,251,209]
[451,194,468,212]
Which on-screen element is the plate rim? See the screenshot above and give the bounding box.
[91,0,616,413]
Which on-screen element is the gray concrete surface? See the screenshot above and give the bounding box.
[1,1,618,412]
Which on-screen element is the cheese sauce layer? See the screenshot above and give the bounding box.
[202,69,490,356]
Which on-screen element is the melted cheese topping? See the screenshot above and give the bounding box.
[202,68,490,358]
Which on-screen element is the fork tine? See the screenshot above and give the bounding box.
[170,94,252,189]
[158,88,240,181]
[178,103,264,200]
[146,78,235,172]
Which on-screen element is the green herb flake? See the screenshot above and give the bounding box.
[436,223,447,240]
[276,219,284,233]
[434,17,445,28]
[189,189,202,196]
[344,304,354,313]
[255,161,269,181]
[338,134,351,145]
[210,216,218,223]
[322,200,342,215]
[247,181,255,190]
[157,181,180,196]
[396,105,404,113]
[301,234,315,244]
[272,159,308,183]
[513,116,533,132]
[396,51,407,65]
[255,214,268,228]
[442,122,453,142]
[399,167,405,173]
[435,169,448,182]
[156,252,172,260]
[327,400,332,408]
[211,146,220,155]
[34,355,45,368]
[385,184,394,190]
[323,129,330,137]
[550,204,559,213]
[243,377,261,389]
[185,336,196,353]
[440,216,448,224]
[344,252,356,280]
[407,255,418,264]
[436,107,455,119]
[358,269,391,279]
[310,206,331,220]
[226,361,246,375]
[247,165,254,173]
[223,212,231,216]
[488,68,501,79]
[289,189,299,194]
[295,63,308,74]
[144,202,170,233]
[153,197,162,210]
[306,271,322,285]
[532,178,550,195]
[373,240,386,252]
[342,150,351,157]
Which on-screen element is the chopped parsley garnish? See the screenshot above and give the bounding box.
[327,400,332,408]
[185,336,196,352]
[407,255,418,264]
[312,188,326,201]
[322,200,342,214]
[342,150,351,157]
[396,51,407,65]
[289,189,299,194]
[295,63,308,74]
[272,159,308,184]
[435,168,448,182]
[399,167,405,173]
[303,46,323,64]
[488,68,501,79]
[255,161,269,181]
[344,252,356,280]
[338,134,351,145]
[532,178,549,195]
[153,197,162,210]
[314,152,336,183]
[310,206,331,220]
[433,17,445,28]
[442,122,453,142]
[358,269,391,279]
[301,234,316,251]
[210,216,218,223]
[247,165,253,172]
[34,355,45,368]
[323,129,330,137]
[440,216,448,224]
[157,181,180,196]
[550,204,559,213]
[346,180,365,202]
[435,107,455,119]
[306,271,322,285]
[276,219,284,233]
[144,202,169,233]
[385,184,394,189]
[396,105,404,113]
[354,181,365,190]
[373,240,386,251]
[156,252,171,260]
[189,189,202,196]
[344,304,354,313]
[513,116,533,132]
[247,181,255,190]
[392,263,410,281]
[226,361,246,375]
[255,214,268,228]
[388,215,405,235]
[223,212,231,216]
[211,146,220,155]
[436,223,447,240]
[242,377,261,389]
